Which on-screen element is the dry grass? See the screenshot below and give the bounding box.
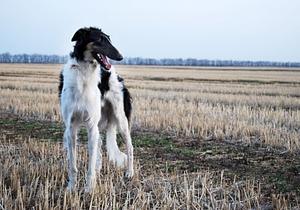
[0,64,299,150]
[117,66,300,83]
[0,137,263,209]
[0,64,300,209]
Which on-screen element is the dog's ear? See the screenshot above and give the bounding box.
[71,28,89,42]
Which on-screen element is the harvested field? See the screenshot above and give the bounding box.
[0,64,299,209]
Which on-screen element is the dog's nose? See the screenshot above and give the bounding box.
[116,53,123,61]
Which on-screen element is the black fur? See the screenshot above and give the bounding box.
[98,68,132,123]
[98,69,111,96]
[58,72,64,99]
[117,75,124,82]
[122,85,132,123]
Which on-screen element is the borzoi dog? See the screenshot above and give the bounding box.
[59,27,134,192]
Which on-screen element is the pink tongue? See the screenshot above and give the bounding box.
[100,54,111,70]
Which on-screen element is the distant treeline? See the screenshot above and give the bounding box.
[0,53,68,64]
[117,57,300,68]
[1,52,300,68]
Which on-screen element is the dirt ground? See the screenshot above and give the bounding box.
[1,112,299,206]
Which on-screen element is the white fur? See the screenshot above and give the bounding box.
[60,57,134,193]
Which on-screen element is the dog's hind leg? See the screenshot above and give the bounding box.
[114,107,134,178]
[64,120,79,191]
[106,122,127,168]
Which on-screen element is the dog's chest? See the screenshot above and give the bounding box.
[64,64,100,104]
[76,73,93,94]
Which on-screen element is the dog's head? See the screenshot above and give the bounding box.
[71,27,123,70]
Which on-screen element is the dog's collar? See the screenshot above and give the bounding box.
[100,66,111,72]
[89,60,97,65]
[70,60,98,69]
[69,58,80,69]
[71,64,80,69]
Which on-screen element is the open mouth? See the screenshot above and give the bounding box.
[95,53,111,70]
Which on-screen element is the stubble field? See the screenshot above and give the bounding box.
[0,64,300,209]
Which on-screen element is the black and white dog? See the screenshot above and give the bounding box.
[59,27,133,192]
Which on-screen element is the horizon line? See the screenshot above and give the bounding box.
[0,52,300,64]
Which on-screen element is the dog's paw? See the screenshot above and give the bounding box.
[84,175,96,193]
[84,186,94,194]
[109,152,127,168]
[115,152,127,168]
[67,181,76,192]
[124,168,134,179]
[84,182,95,194]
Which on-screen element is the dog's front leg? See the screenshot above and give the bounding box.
[85,122,100,192]
[64,122,79,191]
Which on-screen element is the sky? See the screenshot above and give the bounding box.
[0,0,300,62]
